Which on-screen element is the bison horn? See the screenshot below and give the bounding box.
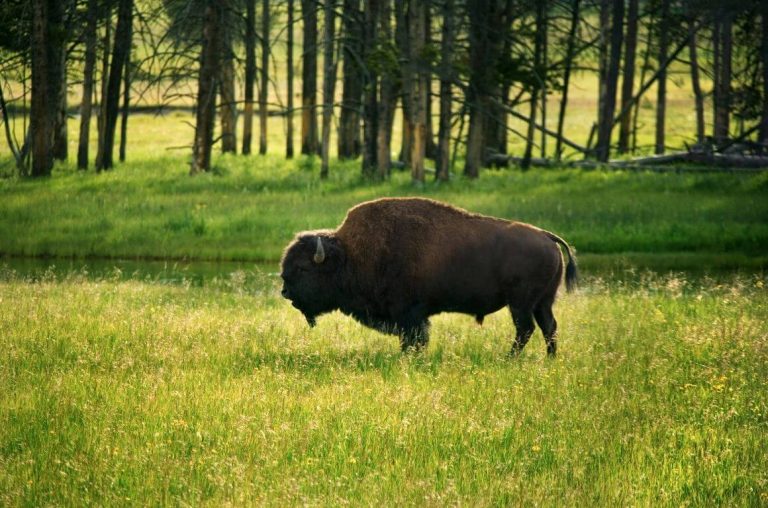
[313,237,325,264]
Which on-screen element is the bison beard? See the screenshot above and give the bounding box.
[280,197,577,356]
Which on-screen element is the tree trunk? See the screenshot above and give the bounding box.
[320,0,337,178]
[51,35,67,162]
[98,0,133,171]
[376,0,396,179]
[595,0,623,162]
[539,3,548,159]
[361,0,379,177]
[522,1,546,169]
[220,19,237,153]
[119,45,130,162]
[77,0,98,170]
[95,6,112,171]
[464,0,503,178]
[242,0,255,155]
[555,0,580,161]
[259,0,269,154]
[436,0,453,181]
[30,0,54,177]
[286,0,295,158]
[301,0,319,155]
[655,0,669,155]
[688,20,705,144]
[618,0,638,153]
[406,0,427,184]
[760,3,768,146]
[713,12,732,143]
[191,2,222,174]
[338,0,363,159]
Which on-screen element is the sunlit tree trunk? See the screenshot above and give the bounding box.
[286,0,295,158]
[191,2,222,174]
[376,0,396,179]
[259,0,269,155]
[98,0,133,170]
[220,18,237,154]
[436,0,454,181]
[320,0,337,178]
[78,0,98,170]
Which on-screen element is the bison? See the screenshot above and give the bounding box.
[280,197,576,356]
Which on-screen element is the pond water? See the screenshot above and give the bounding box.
[1,256,764,295]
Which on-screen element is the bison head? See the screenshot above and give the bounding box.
[280,233,346,326]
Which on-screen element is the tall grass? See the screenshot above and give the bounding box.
[0,271,766,505]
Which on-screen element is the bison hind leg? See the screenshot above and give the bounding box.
[534,303,558,357]
[509,307,535,356]
[399,320,430,352]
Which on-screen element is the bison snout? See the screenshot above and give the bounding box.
[281,287,290,298]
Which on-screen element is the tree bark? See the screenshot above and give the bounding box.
[436,0,454,181]
[376,0,396,179]
[655,0,669,155]
[361,0,379,177]
[761,3,768,146]
[77,0,98,170]
[618,0,638,153]
[595,0,623,162]
[259,0,269,154]
[713,12,732,143]
[464,0,503,178]
[406,0,427,184]
[191,2,222,174]
[555,0,580,160]
[301,0,319,155]
[51,31,67,162]
[242,0,256,155]
[320,0,337,178]
[522,1,546,170]
[286,0,295,158]
[338,0,363,159]
[688,21,705,144]
[30,0,54,177]
[95,5,112,171]
[220,16,237,154]
[98,0,133,171]
[119,44,131,162]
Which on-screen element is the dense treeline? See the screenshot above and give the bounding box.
[0,0,766,180]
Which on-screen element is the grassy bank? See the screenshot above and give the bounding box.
[1,154,767,267]
[1,272,766,505]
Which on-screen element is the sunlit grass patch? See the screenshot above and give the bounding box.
[1,272,766,505]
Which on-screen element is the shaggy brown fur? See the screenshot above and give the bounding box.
[280,197,576,356]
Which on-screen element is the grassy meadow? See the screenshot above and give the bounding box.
[0,268,766,505]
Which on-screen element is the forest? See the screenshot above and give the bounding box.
[1,0,767,179]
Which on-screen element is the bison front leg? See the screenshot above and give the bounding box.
[509,307,535,356]
[399,321,430,352]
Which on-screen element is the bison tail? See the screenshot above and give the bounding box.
[545,231,578,293]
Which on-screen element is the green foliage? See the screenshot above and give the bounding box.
[0,271,766,505]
